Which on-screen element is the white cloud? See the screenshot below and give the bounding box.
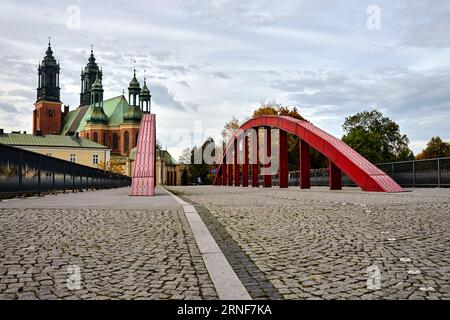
[0,0,449,158]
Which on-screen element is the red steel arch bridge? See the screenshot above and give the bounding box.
[213,115,404,193]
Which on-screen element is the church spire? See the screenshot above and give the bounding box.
[140,69,151,113]
[80,45,102,106]
[37,37,60,103]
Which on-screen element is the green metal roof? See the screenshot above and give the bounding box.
[60,95,131,135]
[129,147,137,161]
[0,133,108,149]
[129,148,177,164]
[157,150,178,165]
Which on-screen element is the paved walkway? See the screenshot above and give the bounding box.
[167,186,450,300]
[0,187,217,300]
[1,186,450,300]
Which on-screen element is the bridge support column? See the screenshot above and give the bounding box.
[252,129,259,187]
[222,155,227,186]
[242,136,249,187]
[263,127,272,188]
[216,166,222,185]
[299,140,311,189]
[329,161,342,190]
[279,130,288,188]
[228,160,233,186]
[234,140,240,186]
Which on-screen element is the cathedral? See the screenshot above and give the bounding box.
[33,40,152,162]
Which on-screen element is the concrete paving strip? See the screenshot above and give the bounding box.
[163,188,252,300]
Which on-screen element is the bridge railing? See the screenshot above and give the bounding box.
[285,157,450,188]
[0,143,132,197]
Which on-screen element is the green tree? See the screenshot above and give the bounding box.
[342,110,414,163]
[190,137,216,185]
[181,166,189,185]
[416,137,450,160]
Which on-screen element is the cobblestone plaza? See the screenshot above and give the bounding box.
[1,186,449,300]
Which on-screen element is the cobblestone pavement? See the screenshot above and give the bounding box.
[0,201,218,299]
[168,186,450,300]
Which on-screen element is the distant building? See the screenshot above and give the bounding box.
[0,132,110,168]
[31,40,152,175]
[128,147,183,186]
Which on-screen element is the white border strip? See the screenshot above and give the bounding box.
[164,188,251,300]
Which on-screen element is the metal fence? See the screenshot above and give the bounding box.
[0,143,132,196]
[286,157,450,188]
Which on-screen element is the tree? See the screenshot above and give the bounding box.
[342,110,414,163]
[252,101,319,169]
[98,158,125,175]
[181,166,190,185]
[178,148,191,164]
[252,100,306,120]
[416,137,450,160]
[221,116,240,144]
[189,137,216,185]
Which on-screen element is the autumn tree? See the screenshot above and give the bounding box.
[416,137,450,160]
[178,147,192,164]
[251,101,328,169]
[342,110,414,163]
[221,116,241,145]
[98,158,125,175]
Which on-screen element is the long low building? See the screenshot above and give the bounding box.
[0,131,110,169]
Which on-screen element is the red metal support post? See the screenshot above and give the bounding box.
[263,127,272,188]
[252,129,259,187]
[227,144,233,186]
[216,165,222,185]
[299,139,311,189]
[234,139,240,186]
[329,161,342,190]
[222,154,228,186]
[242,135,249,187]
[279,130,288,188]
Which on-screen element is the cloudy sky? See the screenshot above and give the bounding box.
[0,0,449,159]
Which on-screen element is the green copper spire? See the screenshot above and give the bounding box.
[86,73,108,124]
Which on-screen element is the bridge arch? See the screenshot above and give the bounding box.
[213,115,403,192]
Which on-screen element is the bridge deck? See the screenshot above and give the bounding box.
[1,186,449,300]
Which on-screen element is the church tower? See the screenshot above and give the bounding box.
[140,75,151,113]
[33,39,62,135]
[80,46,102,107]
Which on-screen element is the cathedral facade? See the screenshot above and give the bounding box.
[32,41,152,160]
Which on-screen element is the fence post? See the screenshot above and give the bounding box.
[52,158,56,194]
[37,155,41,197]
[437,158,441,187]
[412,161,416,187]
[63,162,66,193]
[19,149,23,194]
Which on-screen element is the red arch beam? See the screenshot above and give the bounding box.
[214,115,404,193]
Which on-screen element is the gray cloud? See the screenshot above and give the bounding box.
[400,1,450,48]
[151,83,197,111]
[1,0,450,158]
[212,71,231,80]
[0,102,18,113]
